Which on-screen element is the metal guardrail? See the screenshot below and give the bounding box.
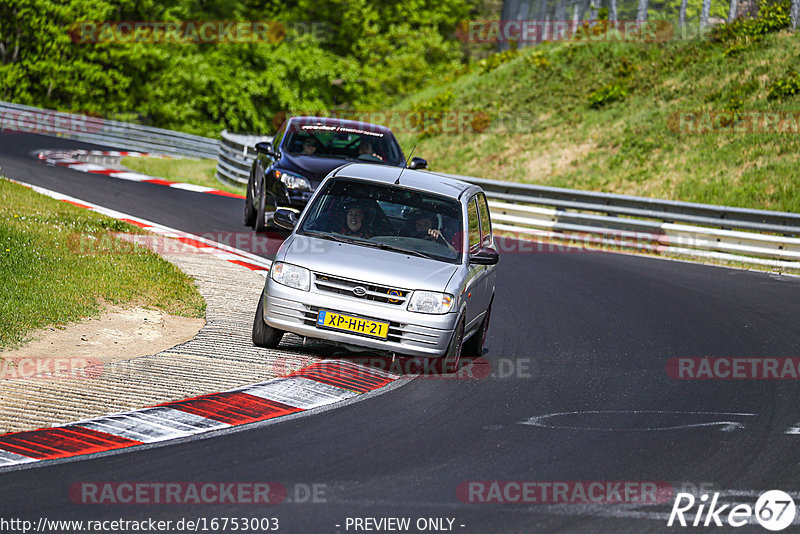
[7,102,791,270]
[436,173,800,267]
[0,101,219,159]
[215,129,800,269]
[216,130,271,186]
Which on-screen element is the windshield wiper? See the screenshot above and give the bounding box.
[302,230,358,244]
[359,241,435,259]
[303,231,436,259]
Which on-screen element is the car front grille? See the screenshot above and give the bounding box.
[313,272,409,306]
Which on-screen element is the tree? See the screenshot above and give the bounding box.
[728,0,739,22]
[637,0,649,23]
[736,0,759,18]
[700,0,712,27]
[556,0,567,37]
[679,0,688,28]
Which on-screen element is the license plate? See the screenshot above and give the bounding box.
[316,310,389,340]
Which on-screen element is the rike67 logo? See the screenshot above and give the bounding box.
[668,490,796,531]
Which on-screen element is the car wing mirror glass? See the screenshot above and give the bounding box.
[273,209,298,230]
[469,247,499,265]
[255,141,277,158]
[409,157,427,170]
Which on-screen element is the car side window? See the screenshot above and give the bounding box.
[467,197,481,252]
[477,193,492,247]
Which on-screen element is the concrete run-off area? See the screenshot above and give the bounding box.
[0,242,323,434]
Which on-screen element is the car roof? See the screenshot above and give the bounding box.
[286,116,396,137]
[332,163,476,200]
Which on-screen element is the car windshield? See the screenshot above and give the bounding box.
[284,124,404,166]
[298,178,463,264]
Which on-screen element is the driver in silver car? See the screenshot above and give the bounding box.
[410,209,457,252]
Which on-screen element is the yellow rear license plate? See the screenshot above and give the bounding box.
[316,310,389,340]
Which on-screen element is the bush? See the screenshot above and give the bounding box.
[709,0,791,43]
[477,49,519,73]
[409,90,455,138]
[768,72,800,100]
[587,82,628,108]
[525,50,551,69]
[706,80,759,109]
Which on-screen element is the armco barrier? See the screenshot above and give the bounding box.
[215,130,800,268]
[446,174,800,267]
[0,101,218,159]
[216,130,271,186]
[4,99,796,270]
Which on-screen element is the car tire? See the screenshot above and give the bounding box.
[244,179,256,227]
[252,295,283,348]
[463,299,492,358]
[438,315,465,374]
[254,186,267,232]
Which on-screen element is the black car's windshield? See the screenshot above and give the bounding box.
[299,178,463,264]
[284,125,404,166]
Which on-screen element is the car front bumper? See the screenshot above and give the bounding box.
[283,189,314,210]
[260,279,458,357]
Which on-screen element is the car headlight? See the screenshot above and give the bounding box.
[276,169,311,190]
[407,291,454,314]
[270,262,310,291]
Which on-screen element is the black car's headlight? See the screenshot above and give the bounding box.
[275,169,311,191]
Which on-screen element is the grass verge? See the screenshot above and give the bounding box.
[394,22,800,213]
[120,156,245,196]
[0,179,206,349]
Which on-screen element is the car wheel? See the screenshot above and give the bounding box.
[463,299,492,358]
[252,295,283,348]
[244,179,256,227]
[438,315,465,374]
[254,186,267,232]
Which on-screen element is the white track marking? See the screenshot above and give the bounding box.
[240,377,358,409]
[0,450,37,466]
[520,410,756,432]
[3,178,271,275]
[76,407,229,443]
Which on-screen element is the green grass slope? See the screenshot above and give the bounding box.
[0,180,205,348]
[395,9,800,212]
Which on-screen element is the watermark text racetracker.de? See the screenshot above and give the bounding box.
[0,357,102,380]
[669,111,800,134]
[352,355,536,379]
[457,480,674,503]
[667,358,800,379]
[69,481,328,504]
[67,229,681,258]
[0,109,103,136]
[457,19,674,44]
[69,21,330,44]
[68,231,281,257]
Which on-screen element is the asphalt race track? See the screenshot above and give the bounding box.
[2,132,800,533]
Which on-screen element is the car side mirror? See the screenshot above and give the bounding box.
[469,247,499,265]
[255,141,277,158]
[273,209,298,230]
[408,157,427,170]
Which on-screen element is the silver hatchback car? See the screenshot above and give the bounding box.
[252,163,498,371]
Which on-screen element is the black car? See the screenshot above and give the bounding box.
[244,116,427,231]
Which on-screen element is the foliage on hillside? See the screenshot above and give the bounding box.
[0,0,486,136]
[394,0,800,212]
